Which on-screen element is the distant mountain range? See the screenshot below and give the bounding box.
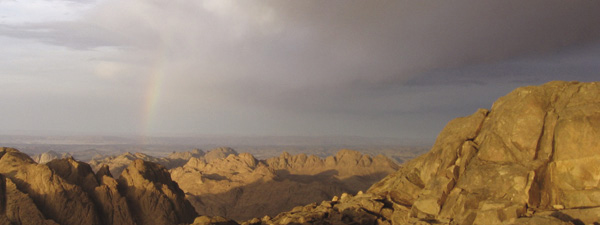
[2,81,599,224]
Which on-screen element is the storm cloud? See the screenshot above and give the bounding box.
[1,0,599,141]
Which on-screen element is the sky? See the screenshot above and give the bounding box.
[0,0,599,143]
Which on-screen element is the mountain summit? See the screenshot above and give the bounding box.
[0,147,197,225]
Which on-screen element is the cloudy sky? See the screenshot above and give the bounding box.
[1,0,599,142]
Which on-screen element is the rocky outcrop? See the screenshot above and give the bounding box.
[163,149,205,168]
[46,157,136,225]
[0,174,59,225]
[89,152,166,177]
[89,148,218,177]
[118,159,198,225]
[0,147,197,225]
[32,150,66,164]
[203,147,238,163]
[255,81,600,225]
[171,153,276,220]
[0,147,100,225]
[171,149,399,221]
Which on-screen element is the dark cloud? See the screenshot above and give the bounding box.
[0,0,600,139]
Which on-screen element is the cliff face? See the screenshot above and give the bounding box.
[261,81,600,225]
[0,147,197,225]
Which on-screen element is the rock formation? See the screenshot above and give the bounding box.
[88,152,167,177]
[163,148,205,168]
[0,173,59,225]
[171,149,399,221]
[32,150,64,164]
[5,81,600,225]
[0,147,197,225]
[250,81,600,225]
[89,148,206,177]
[203,147,238,163]
[118,159,198,225]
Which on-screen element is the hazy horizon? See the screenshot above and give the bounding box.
[1,1,600,141]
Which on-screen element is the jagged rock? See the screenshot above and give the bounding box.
[118,159,198,225]
[0,147,101,225]
[46,157,100,192]
[46,157,136,225]
[367,81,600,224]
[171,153,276,219]
[32,150,62,164]
[94,171,137,225]
[1,147,199,225]
[89,152,165,177]
[204,147,238,163]
[96,164,113,179]
[0,174,58,225]
[257,81,600,225]
[164,149,205,168]
[89,148,212,177]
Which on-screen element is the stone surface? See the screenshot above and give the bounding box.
[252,81,600,225]
[0,147,198,225]
[0,174,58,225]
[0,147,101,225]
[32,150,63,164]
[118,159,198,225]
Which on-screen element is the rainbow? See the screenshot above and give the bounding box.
[141,59,166,136]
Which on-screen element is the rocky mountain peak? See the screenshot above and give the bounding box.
[258,81,600,225]
[0,147,199,225]
[204,147,238,163]
[31,150,62,164]
[118,159,198,225]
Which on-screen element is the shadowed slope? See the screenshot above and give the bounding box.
[171,150,398,220]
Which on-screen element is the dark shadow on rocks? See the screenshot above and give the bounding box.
[187,169,391,222]
[550,211,585,225]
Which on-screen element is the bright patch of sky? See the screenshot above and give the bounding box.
[0,0,95,24]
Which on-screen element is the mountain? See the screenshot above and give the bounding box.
[88,149,204,177]
[255,81,600,225]
[31,150,66,164]
[170,149,399,220]
[0,147,197,225]
[4,81,599,225]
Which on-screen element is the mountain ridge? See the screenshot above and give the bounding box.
[2,81,600,225]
